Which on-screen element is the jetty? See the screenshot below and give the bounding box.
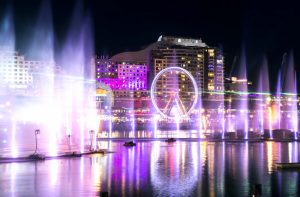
[276,162,300,169]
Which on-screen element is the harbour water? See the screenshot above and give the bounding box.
[1,140,300,197]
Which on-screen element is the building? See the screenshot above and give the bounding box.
[224,77,252,92]
[152,36,224,98]
[94,35,225,111]
[94,55,149,102]
[95,35,224,98]
[0,48,60,96]
[93,36,225,130]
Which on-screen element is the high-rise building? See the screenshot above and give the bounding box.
[93,36,225,129]
[152,36,224,98]
[94,35,224,109]
[96,36,224,92]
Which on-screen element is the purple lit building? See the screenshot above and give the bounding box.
[94,56,148,91]
[116,63,147,90]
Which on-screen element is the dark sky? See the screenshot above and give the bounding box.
[1,0,300,90]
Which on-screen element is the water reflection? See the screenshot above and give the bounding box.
[0,141,299,196]
[150,142,198,196]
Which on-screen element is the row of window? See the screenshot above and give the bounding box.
[119,73,146,77]
[2,73,30,76]
[0,64,34,68]
[0,60,48,65]
[119,65,147,69]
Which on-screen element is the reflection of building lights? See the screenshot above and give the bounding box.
[267,142,273,173]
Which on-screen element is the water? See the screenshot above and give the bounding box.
[1,140,299,197]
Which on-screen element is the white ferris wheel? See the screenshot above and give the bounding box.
[150,67,199,120]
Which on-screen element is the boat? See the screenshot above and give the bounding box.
[276,162,300,169]
[123,141,136,147]
[165,138,176,142]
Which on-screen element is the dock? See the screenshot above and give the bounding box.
[276,162,300,169]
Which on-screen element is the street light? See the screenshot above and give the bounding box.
[90,130,94,151]
[34,129,40,154]
[67,134,71,153]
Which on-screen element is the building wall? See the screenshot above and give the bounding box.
[0,49,58,96]
[117,63,147,90]
[95,56,148,91]
[0,50,33,89]
[95,36,224,110]
[152,45,224,105]
[152,48,205,93]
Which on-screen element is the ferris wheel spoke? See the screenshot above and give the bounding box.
[150,67,199,120]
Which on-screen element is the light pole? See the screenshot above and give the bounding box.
[90,130,94,151]
[67,134,71,152]
[34,129,40,154]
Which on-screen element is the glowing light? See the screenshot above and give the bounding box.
[266,141,273,173]
[288,143,292,163]
[268,107,273,139]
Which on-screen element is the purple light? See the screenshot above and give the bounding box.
[96,63,148,90]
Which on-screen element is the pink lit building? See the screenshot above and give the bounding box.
[94,56,148,91]
[117,63,147,90]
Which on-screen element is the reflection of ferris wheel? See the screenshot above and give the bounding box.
[150,67,198,119]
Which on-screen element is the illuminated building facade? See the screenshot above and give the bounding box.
[0,48,59,96]
[95,56,148,91]
[93,36,225,130]
[93,37,299,138]
[152,36,224,99]
[94,35,225,108]
[224,77,252,92]
[95,36,224,98]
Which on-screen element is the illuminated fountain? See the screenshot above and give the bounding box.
[236,50,249,139]
[256,57,271,138]
[268,52,299,139]
[0,1,97,158]
[28,0,57,156]
[58,2,96,152]
[275,55,285,130]
[281,52,298,139]
[1,1,299,150]
[0,6,16,156]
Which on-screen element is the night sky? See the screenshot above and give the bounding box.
[1,0,300,90]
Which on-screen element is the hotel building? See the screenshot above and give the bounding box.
[152,36,224,97]
[95,35,224,99]
[94,36,225,129]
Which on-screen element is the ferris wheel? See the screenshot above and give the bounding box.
[150,67,199,119]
